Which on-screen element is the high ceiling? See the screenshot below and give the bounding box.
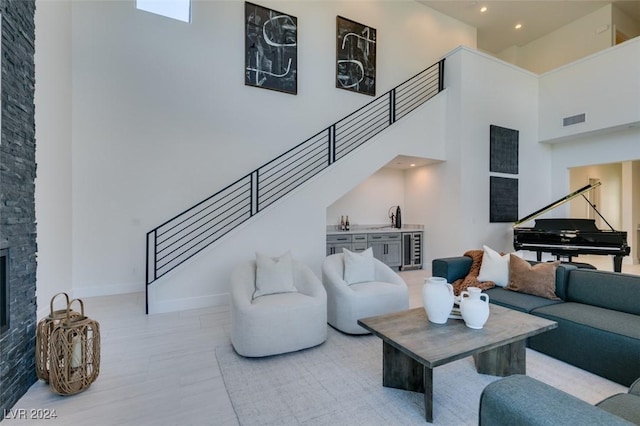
[418,1,640,54]
[386,1,640,170]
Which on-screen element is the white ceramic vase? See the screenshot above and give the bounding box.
[422,277,454,324]
[459,287,490,329]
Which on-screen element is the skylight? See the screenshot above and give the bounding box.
[137,0,191,23]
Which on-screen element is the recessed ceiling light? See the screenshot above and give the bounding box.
[515,23,522,30]
[480,6,487,13]
[410,163,416,167]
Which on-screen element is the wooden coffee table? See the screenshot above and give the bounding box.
[357,305,557,423]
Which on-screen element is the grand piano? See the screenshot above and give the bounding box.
[513,181,630,272]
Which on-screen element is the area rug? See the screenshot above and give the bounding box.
[216,328,501,425]
[216,326,627,426]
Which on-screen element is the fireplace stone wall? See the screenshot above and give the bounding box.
[0,0,37,418]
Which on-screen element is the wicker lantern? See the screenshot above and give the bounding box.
[49,298,101,395]
[35,293,80,382]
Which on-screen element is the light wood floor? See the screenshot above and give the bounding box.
[10,254,636,425]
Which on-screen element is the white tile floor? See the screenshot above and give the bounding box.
[8,254,637,425]
[11,293,238,425]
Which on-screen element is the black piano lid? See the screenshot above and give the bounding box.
[513,181,603,228]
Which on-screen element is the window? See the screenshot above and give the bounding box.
[137,0,191,23]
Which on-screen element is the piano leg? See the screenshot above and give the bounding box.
[536,252,542,262]
[613,255,623,273]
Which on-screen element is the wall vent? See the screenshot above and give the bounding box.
[563,113,586,127]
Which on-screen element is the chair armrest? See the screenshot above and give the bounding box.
[322,255,347,284]
[230,261,257,311]
[373,260,407,287]
[628,377,640,396]
[293,261,327,301]
[321,254,360,298]
[432,256,472,282]
[480,375,634,426]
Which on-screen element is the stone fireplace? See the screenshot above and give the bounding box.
[0,249,8,334]
[0,1,37,418]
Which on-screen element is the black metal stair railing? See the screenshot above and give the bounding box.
[145,59,445,313]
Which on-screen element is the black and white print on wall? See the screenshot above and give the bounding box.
[336,16,376,96]
[245,2,297,95]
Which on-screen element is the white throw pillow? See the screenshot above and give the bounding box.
[343,247,375,285]
[253,251,297,299]
[477,245,510,287]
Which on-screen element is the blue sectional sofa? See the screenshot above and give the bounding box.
[432,256,640,387]
[479,375,640,425]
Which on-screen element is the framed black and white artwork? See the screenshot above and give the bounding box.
[245,2,297,95]
[490,125,519,174]
[336,16,376,96]
[490,176,519,223]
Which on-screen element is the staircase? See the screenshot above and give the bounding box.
[145,59,445,313]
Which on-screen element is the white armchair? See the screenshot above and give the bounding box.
[322,253,409,334]
[230,258,327,357]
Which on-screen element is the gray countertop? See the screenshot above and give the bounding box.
[327,224,423,235]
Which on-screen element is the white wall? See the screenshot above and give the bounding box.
[541,37,640,256]
[38,0,640,313]
[551,127,640,263]
[538,37,640,143]
[64,0,475,299]
[621,161,639,265]
[383,44,640,269]
[34,0,73,318]
[569,163,622,229]
[633,161,640,263]
[496,4,640,74]
[496,5,614,74]
[549,126,640,216]
[326,167,406,228]
[563,154,640,267]
[434,47,545,257]
[613,4,640,42]
[338,47,549,268]
[148,93,450,312]
[517,5,613,74]
[402,47,545,265]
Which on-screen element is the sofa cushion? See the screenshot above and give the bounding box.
[566,270,640,316]
[597,393,640,425]
[485,287,564,313]
[532,302,640,340]
[530,302,640,386]
[506,255,560,300]
[479,375,634,426]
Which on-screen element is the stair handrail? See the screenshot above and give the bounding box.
[145,59,445,313]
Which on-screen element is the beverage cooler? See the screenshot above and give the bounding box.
[401,232,422,270]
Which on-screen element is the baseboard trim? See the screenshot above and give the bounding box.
[72,282,142,299]
[147,292,229,315]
